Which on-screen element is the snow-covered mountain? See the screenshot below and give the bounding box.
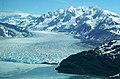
[0,6,120,43]
[0,22,31,37]
[0,12,37,37]
[0,12,39,29]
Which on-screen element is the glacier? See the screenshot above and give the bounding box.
[0,31,93,64]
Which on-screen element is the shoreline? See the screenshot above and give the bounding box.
[0,61,107,79]
[0,61,52,78]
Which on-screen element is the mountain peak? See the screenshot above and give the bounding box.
[0,6,120,43]
[67,6,76,12]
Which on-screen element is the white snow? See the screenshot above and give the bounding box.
[103,10,118,16]
[68,6,76,13]
[99,40,120,55]
[108,15,120,23]
[86,20,96,29]
[110,30,120,35]
[1,7,120,34]
[109,73,120,78]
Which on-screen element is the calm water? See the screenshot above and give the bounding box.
[7,66,107,79]
[0,31,106,79]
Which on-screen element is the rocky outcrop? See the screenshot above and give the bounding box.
[55,40,120,78]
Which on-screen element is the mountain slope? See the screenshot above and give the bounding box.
[0,12,39,30]
[0,22,31,37]
[0,6,120,43]
[56,40,120,78]
[36,6,120,44]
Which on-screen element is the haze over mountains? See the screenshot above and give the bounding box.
[0,6,120,44]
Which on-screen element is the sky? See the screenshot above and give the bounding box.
[0,0,120,15]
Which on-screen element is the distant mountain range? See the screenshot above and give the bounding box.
[0,6,120,44]
[0,22,31,37]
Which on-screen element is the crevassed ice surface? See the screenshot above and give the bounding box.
[0,31,93,64]
[0,31,107,79]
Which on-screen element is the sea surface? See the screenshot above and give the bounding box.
[0,31,107,79]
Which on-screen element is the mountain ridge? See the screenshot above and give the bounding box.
[0,6,120,44]
[0,22,31,37]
